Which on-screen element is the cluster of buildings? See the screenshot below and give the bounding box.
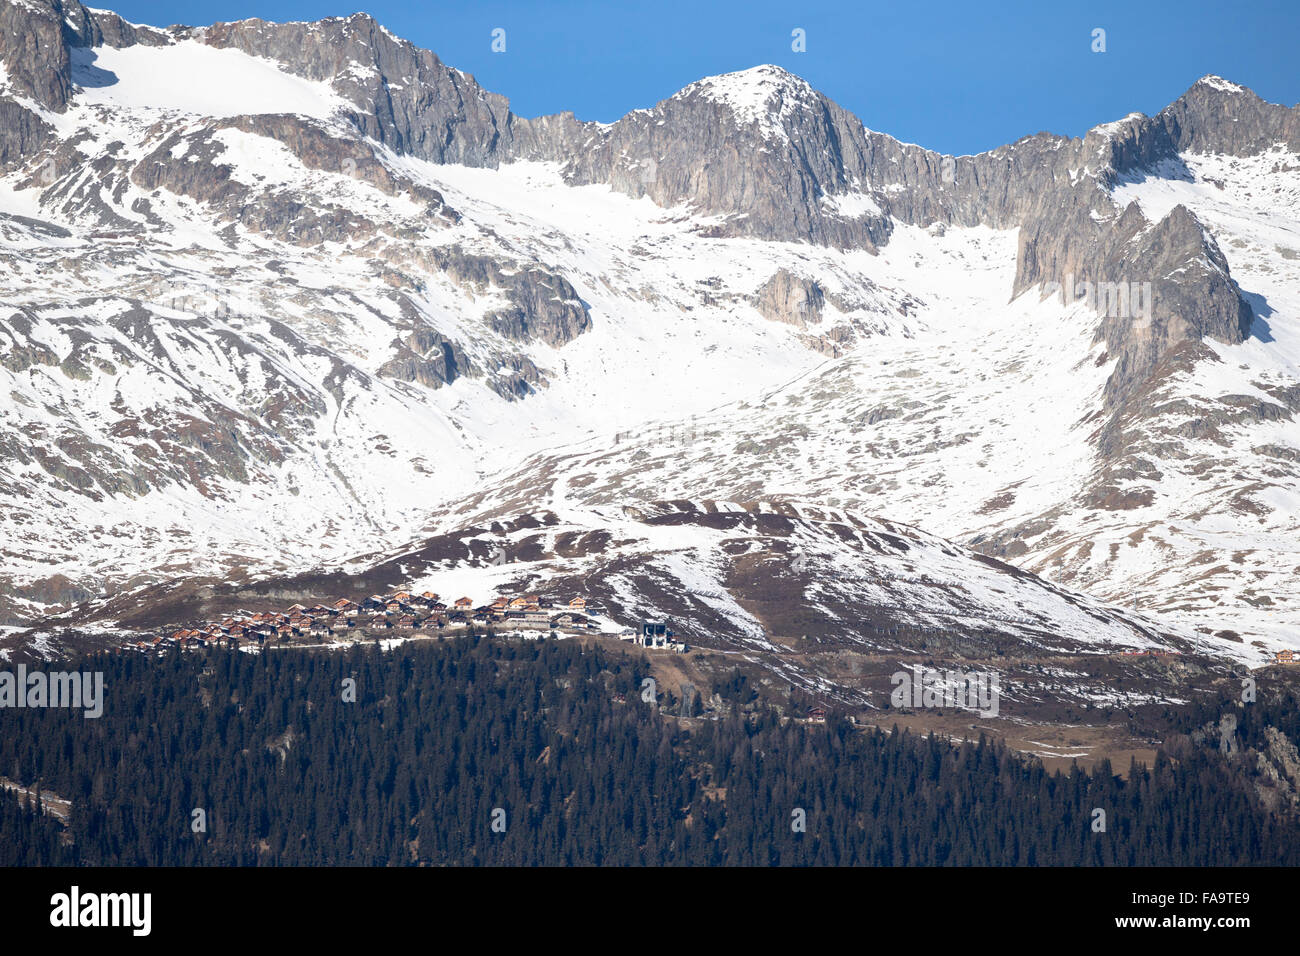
[621,621,687,653]
[122,591,601,653]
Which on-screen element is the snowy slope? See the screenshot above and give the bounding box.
[69,42,349,119]
[1097,148,1300,647]
[0,5,1296,672]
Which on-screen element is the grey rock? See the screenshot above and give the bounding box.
[427,246,591,347]
[754,270,825,329]
[377,328,463,390]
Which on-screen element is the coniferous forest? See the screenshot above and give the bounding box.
[2,637,1298,866]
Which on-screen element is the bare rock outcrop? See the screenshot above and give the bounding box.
[754,270,825,328]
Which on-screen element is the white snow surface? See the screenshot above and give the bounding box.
[69,42,347,119]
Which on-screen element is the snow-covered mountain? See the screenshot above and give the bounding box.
[1,1,1297,668]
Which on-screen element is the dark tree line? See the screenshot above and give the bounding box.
[2,637,1298,865]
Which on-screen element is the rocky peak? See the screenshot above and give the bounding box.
[671,64,823,135]
[1094,202,1252,409]
[1193,74,1252,96]
[1155,74,1300,158]
[553,62,898,248]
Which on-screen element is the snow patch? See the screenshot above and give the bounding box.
[70,42,347,119]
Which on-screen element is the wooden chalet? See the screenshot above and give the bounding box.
[508,609,551,628]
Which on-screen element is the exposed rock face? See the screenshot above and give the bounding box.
[0,0,75,112]
[753,270,866,355]
[0,100,52,169]
[0,1,70,164]
[482,272,590,348]
[1142,77,1300,159]
[198,15,527,166]
[1095,204,1252,403]
[377,328,464,390]
[755,270,825,329]
[556,66,894,249]
[425,247,591,347]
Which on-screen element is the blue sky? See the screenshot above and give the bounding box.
[108,0,1300,155]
